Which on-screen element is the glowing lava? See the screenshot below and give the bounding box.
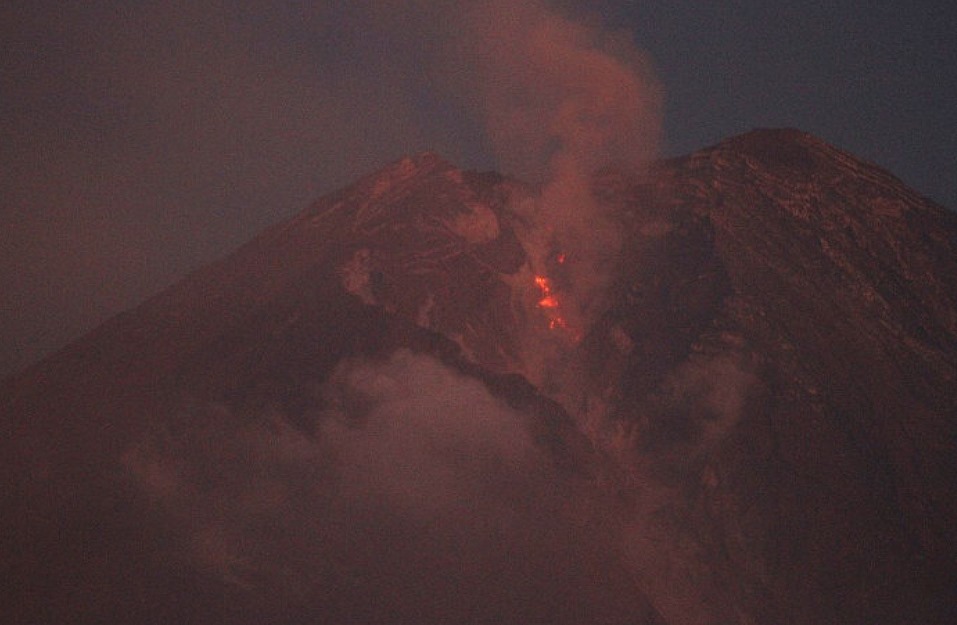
[535,276,559,308]
[534,274,568,330]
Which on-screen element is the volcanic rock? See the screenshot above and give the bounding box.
[588,128,957,624]
[2,129,955,624]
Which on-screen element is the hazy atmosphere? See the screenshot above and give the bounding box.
[2,0,955,377]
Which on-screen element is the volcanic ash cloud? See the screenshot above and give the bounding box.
[452,0,663,391]
[470,2,660,291]
[122,351,650,623]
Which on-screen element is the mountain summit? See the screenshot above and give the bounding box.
[3,129,955,624]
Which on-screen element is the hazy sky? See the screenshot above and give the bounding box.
[2,0,955,377]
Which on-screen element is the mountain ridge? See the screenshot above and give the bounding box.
[2,128,955,624]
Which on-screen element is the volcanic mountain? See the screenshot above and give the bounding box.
[2,129,955,624]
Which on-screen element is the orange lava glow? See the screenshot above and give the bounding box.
[534,275,556,307]
[534,274,568,330]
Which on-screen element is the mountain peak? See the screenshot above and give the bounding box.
[375,150,454,180]
[3,130,956,625]
[699,128,934,209]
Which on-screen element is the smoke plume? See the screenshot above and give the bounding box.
[460,1,662,181]
[449,0,663,388]
[122,350,655,623]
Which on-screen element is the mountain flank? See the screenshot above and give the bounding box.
[2,129,955,624]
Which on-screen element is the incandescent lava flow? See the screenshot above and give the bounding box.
[533,251,582,337]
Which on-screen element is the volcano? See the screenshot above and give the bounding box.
[2,129,955,624]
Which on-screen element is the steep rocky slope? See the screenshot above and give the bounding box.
[586,128,957,623]
[2,129,955,624]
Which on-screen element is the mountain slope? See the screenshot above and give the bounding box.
[2,129,955,624]
[586,128,957,623]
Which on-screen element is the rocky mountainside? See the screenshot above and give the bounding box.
[2,129,955,624]
[589,129,957,623]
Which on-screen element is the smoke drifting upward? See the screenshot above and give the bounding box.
[462,1,662,181]
[453,0,663,388]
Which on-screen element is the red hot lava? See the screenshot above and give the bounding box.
[533,274,568,330]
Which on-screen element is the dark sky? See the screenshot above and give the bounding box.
[2,0,955,377]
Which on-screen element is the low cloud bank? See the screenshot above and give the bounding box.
[124,350,656,623]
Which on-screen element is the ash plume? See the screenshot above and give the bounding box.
[452,0,663,387]
[325,0,663,406]
[461,1,662,181]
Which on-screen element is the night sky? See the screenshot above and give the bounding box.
[2,1,955,377]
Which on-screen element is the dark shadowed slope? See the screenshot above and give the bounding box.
[586,128,957,623]
[2,129,955,624]
[0,152,661,625]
